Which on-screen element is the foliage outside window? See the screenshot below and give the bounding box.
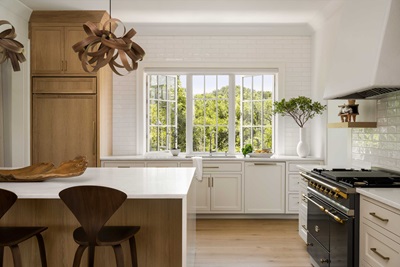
[147,72,276,154]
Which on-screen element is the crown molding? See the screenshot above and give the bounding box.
[128,23,314,36]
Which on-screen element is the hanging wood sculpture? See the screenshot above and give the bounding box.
[0,20,26,71]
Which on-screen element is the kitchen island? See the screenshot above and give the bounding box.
[0,167,196,267]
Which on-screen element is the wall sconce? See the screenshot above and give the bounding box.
[0,20,26,72]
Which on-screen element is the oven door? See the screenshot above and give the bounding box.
[306,191,355,267]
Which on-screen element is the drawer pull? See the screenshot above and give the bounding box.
[117,166,130,168]
[369,212,389,222]
[320,259,330,264]
[204,166,219,169]
[253,163,277,166]
[370,248,390,260]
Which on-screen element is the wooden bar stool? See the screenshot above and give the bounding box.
[59,185,140,267]
[0,188,48,267]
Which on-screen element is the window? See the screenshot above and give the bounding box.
[147,71,276,154]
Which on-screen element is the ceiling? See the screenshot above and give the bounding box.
[19,0,342,25]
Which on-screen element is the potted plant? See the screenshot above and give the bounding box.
[273,96,326,158]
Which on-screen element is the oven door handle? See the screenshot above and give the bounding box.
[325,209,347,224]
[303,194,348,224]
[302,194,325,212]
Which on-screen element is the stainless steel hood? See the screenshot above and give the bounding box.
[323,0,400,99]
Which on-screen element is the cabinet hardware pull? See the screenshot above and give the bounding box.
[204,166,219,169]
[369,212,389,222]
[117,166,130,168]
[208,177,210,187]
[320,259,330,264]
[211,177,214,187]
[92,121,96,156]
[370,248,390,260]
[253,163,277,166]
[61,61,64,71]
[306,242,313,246]
[300,172,348,199]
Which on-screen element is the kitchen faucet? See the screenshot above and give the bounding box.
[209,131,216,156]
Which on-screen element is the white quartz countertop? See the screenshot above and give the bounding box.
[101,154,323,162]
[0,167,195,200]
[357,188,400,210]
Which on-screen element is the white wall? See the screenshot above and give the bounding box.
[0,0,32,167]
[310,2,348,165]
[113,25,314,156]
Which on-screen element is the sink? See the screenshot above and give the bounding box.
[185,155,237,159]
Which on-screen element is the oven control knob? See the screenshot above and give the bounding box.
[324,188,329,194]
[316,185,320,190]
[319,186,324,192]
[328,191,333,196]
[334,193,339,199]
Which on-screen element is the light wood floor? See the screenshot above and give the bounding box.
[194,219,311,267]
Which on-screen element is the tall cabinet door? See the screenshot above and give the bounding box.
[64,27,90,75]
[32,94,97,167]
[31,27,64,74]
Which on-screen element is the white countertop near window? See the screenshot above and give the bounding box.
[0,167,195,199]
[101,154,324,161]
[357,188,400,211]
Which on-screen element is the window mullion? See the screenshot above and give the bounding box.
[186,75,193,154]
[228,74,235,154]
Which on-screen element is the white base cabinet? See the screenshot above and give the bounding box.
[197,161,243,213]
[360,196,400,267]
[244,162,285,213]
[197,173,242,212]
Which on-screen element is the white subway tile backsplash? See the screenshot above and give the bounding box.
[352,92,400,171]
[112,34,312,155]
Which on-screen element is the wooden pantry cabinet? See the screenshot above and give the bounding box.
[29,11,110,75]
[30,11,112,167]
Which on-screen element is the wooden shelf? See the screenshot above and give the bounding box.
[328,122,377,128]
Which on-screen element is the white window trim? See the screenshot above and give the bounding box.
[136,62,286,155]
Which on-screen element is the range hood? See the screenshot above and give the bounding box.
[324,0,400,99]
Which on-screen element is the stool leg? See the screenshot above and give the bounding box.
[0,246,4,267]
[73,245,87,267]
[36,234,47,267]
[10,245,23,267]
[129,237,138,267]
[112,244,124,267]
[88,246,95,267]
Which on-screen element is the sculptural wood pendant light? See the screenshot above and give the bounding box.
[73,0,145,76]
[0,20,26,72]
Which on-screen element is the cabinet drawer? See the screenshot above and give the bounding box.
[361,197,400,238]
[180,162,193,167]
[288,174,300,191]
[33,77,97,94]
[102,161,145,168]
[287,193,300,212]
[360,221,400,267]
[146,162,179,167]
[203,162,242,172]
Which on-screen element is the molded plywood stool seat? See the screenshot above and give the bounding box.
[59,185,140,267]
[0,188,48,267]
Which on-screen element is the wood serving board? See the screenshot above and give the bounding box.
[0,156,88,182]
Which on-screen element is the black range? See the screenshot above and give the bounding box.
[300,167,400,267]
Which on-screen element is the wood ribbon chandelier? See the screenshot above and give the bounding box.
[0,20,26,72]
[73,18,145,76]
